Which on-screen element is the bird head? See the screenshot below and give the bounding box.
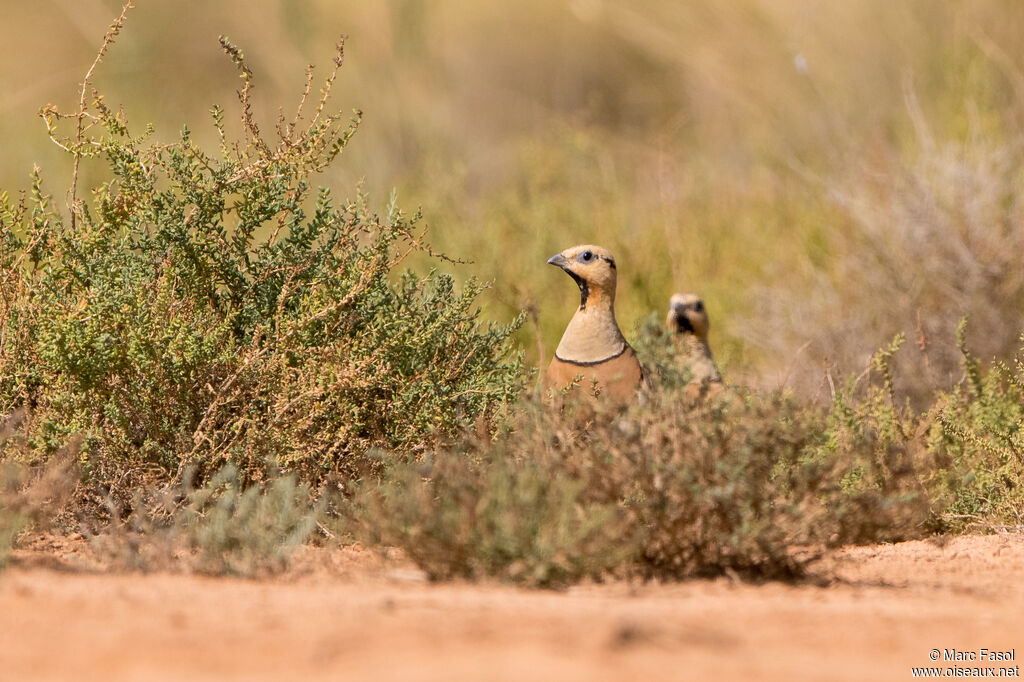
[546,244,617,310]
[667,293,710,340]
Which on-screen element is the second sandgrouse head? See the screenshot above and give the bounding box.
[666,293,710,341]
[666,292,722,386]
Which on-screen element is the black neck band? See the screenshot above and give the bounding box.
[554,344,628,367]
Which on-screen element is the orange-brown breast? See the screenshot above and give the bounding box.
[546,345,644,403]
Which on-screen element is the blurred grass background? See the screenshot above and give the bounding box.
[3,0,1023,398]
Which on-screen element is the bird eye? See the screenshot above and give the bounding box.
[694,301,704,312]
[580,251,594,263]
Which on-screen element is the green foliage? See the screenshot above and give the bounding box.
[811,321,1024,534]
[3,6,1021,587]
[928,325,1024,530]
[810,336,930,543]
[0,36,523,499]
[631,313,696,391]
[6,1,1024,390]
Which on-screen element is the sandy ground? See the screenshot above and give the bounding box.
[1,534,1022,682]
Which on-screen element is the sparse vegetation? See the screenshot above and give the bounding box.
[750,135,1024,402]
[347,446,634,587]
[346,324,934,586]
[95,464,324,577]
[926,323,1024,532]
[0,411,79,568]
[0,3,1022,584]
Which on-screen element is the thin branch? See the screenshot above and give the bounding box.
[69,1,135,229]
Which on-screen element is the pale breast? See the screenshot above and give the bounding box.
[547,346,644,403]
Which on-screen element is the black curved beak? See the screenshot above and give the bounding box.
[546,253,568,268]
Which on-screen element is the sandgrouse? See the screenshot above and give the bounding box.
[666,292,722,388]
[546,245,645,402]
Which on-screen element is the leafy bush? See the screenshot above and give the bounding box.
[0,20,523,502]
[631,313,699,391]
[927,323,1024,531]
[807,335,932,542]
[799,321,1024,535]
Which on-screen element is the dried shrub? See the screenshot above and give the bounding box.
[95,464,323,577]
[348,339,928,586]
[174,466,323,576]
[748,129,1024,403]
[0,411,80,568]
[347,447,634,588]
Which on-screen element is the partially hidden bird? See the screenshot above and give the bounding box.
[666,292,722,387]
[546,244,646,402]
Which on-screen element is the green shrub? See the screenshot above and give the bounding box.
[805,335,931,543]
[180,465,323,575]
[0,26,523,501]
[927,322,1024,531]
[805,321,1024,534]
[631,312,697,391]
